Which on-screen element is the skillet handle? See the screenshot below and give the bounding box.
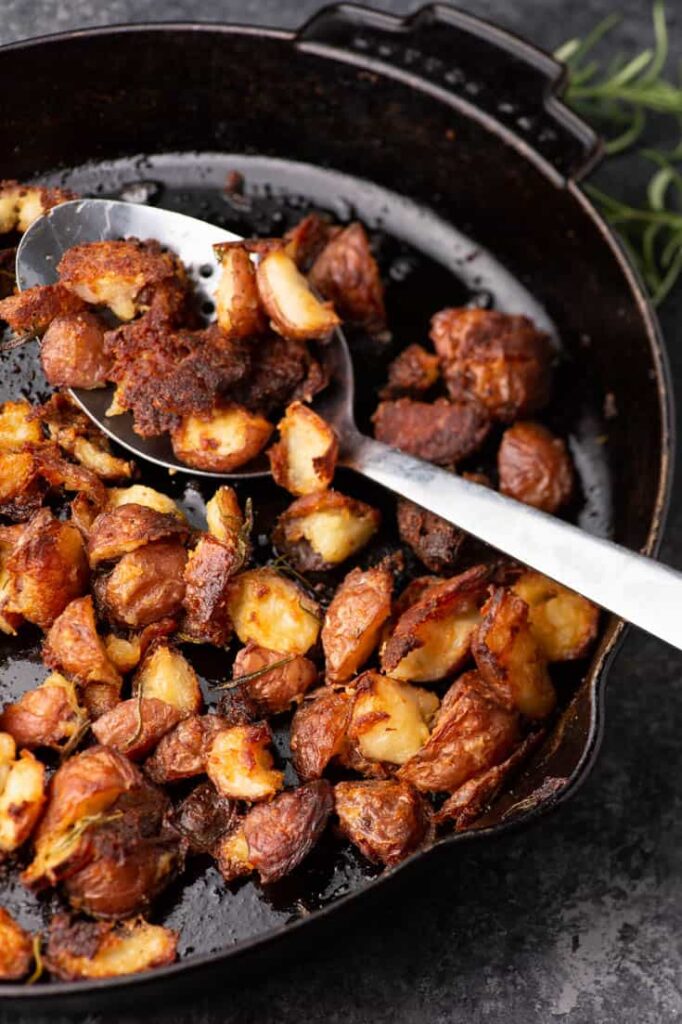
[297,3,601,184]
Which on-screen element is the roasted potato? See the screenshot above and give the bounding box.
[0,737,45,855]
[226,567,321,655]
[322,563,393,683]
[372,396,490,466]
[213,243,265,338]
[256,248,340,341]
[273,490,380,571]
[0,906,34,981]
[398,670,520,793]
[512,571,599,662]
[0,450,44,521]
[309,222,386,331]
[429,308,552,422]
[215,683,259,728]
[334,779,432,866]
[0,283,85,337]
[40,311,112,389]
[181,534,237,646]
[472,587,556,719]
[82,684,120,722]
[33,443,108,508]
[171,403,273,472]
[0,673,87,752]
[103,617,177,675]
[99,539,187,628]
[145,714,227,785]
[0,399,43,450]
[87,502,189,567]
[43,595,122,688]
[107,484,185,519]
[46,915,178,981]
[207,723,283,802]
[205,485,246,550]
[91,697,183,760]
[133,643,203,717]
[380,344,440,399]
[172,780,239,854]
[214,824,253,882]
[283,212,337,269]
[0,180,74,234]
[498,421,574,513]
[290,687,352,780]
[268,401,338,496]
[347,672,439,767]
[232,643,317,714]
[396,498,464,574]
[381,565,488,683]
[37,394,133,482]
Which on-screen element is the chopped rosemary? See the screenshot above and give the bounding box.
[52,810,123,858]
[26,935,44,986]
[58,715,91,762]
[213,653,296,691]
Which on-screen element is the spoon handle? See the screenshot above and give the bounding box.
[344,434,681,651]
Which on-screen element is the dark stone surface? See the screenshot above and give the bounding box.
[1,2,682,1022]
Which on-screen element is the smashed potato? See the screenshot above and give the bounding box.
[232,644,317,714]
[0,738,45,855]
[309,222,386,331]
[92,697,182,760]
[213,243,265,338]
[46,915,178,981]
[268,401,338,496]
[107,484,184,519]
[171,403,273,472]
[0,906,34,981]
[273,490,380,571]
[205,485,246,550]
[99,539,187,627]
[0,283,85,337]
[322,563,393,683]
[512,571,599,662]
[0,673,87,752]
[0,450,44,521]
[40,311,111,389]
[396,498,464,574]
[87,502,188,567]
[372,396,490,466]
[181,534,236,647]
[290,688,352,780]
[0,399,43,450]
[226,567,321,655]
[348,672,439,767]
[134,643,202,717]
[256,248,340,341]
[0,180,74,233]
[207,723,283,802]
[172,781,238,855]
[145,714,227,785]
[335,779,432,866]
[498,421,574,513]
[380,343,440,399]
[43,595,122,687]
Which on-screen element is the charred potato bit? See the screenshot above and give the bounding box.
[0,737,45,855]
[268,401,338,496]
[0,180,74,234]
[472,587,556,719]
[381,565,488,683]
[232,644,317,714]
[290,688,352,781]
[309,222,386,331]
[213,243,265,338]
[46,915,178,981]
[107,484,184,519]
[172,781,239,854]
[273,490,380,571]
[380,344,440,399]
[322,563,393,683]
[256,248,340,341]
[207,723,283,802]
[43,595,122,687]
[205,485,245,549]
[0,906,34,981]
[372,397,490,466]
[134,643,202,717]
[398,671,520,793]
[335,779,432,866]
[498,421,574,513]
[171,403,273,473]
[396,498,464,574]
[181,535,237,646]
[33,444,108,508]
[348,672,439,767]
[226,567,321,655]
[0,673,87,751]
[103,617,177,675]
[0,283,85,337]
[145,714,228,785]
[99,540,187,627]
[0,399,43,450]
[40,311,111,389]
[87,502,188,567]
[92,697,183,760]
[512,571,599,662]
[430,308,552,422]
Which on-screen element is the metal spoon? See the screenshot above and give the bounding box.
[16,198,682,651]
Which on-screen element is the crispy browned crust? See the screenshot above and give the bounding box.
[0,676,84,751]
[91,698,183,760]
[144,714,228,785]
[379,343,440,399]
[273,489,381,572]
[334,779,433,866]
[372,396,490,466]
[0,906,33,981]
[46,915,178,981]
[0,179,76,233]
[396,498,465,574]
[0,451,46,522]
[170,403,273,473]
[40,311,111,389]
[181,535,237,646]
[242,779,334,883]
[498,421,574,513]
[322,564,393,683]
[290,688,352,781]
[283,212,339,270]
[309,222,386,331]
[172,780,239,855]
[99,540,188,629]
[232,333,326,416]
[0,283,85,336]
[43,595,122,688]
[215,684,259,728]
[232,644,317,715]
[58,238,179,303]
[207,721,283,802]
[88,503,189,567]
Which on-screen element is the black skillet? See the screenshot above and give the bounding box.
[0,3,673,1009]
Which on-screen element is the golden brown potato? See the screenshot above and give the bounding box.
[214,824,252,882]
[245,779,333,883]
[0,738,45,855]
[0,399,43,450]
[213,243,265,338]
[0,180,74,234]
[207,723,283,802]
[380,344,440,399]
[334,779,432,866]
[172,780,239,854]
[472,587,556,719]
[372,396,490,467]
[322,564,393,683]
[0,673,87,752]
[398,671,520,793]
[289,688,351,780]
[268,401,338,496]
[171,403,273,473]
[107,484,184,519]
[205,485,245,549]
[4,509,89,629]
[0,906,34,981]
[0,450,44,521]
[273,490,380,572]
[43,595,122,687]
[0,283,85,337]
[33,443,108,508]
[40,311,112,389]
[181,534,237,646]
[309,222,386,331]
[133,643,202,717]
[82,683,120,722]
[102,617,177,675]
[512,571,598,662]
[232,643,317,714]
[46,915,178,981]
[381,565,488,684]
[396,498,464,574]
[88,502,189,567]
[91,697,183,760]
[145,714,227,785]
[283,212,337,269]
[429,308,552,422]
[498,421,574,513]
[256,248,340,341]
[99,539,187,628]
[226,567,321,655]
[347,672,439,767]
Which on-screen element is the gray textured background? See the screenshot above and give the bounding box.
[2,2,682,1022]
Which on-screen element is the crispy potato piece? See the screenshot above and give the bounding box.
[430,308,552,422]
[243,779,333,883]
[134,643,202,717]
[213,243,265,338]
[257,248,340,341]
[472,587,556,719]
[309,222,386,331]
[498,421,574,513]
[68,437,133,484]
[348,672,439,766]
[145,714,227,785]
[380,344,440,399]
[0,450,44,521]
[33,443,108,508]
[82,683,119,721]
[107,484,183,519]
[0,673,87,751]
[284,212,337,269]
[512,571,598,662]
[88,502,188,567]
[232,643,317,714]
[273,490,380,572]
[99,540,187,627]
[322,564,393,683]
[226,567,321,655]
[92,697,183,760]
[0,741,45,855]
[171,402,272,473]
[0,180,74,234]
[43,595,122,687]
[5,509,88,629]
[0,399,43,450]
[372,396,490,466]
[396,498,464,574]
[0,525,25,635]
[181,535,237,646]
[215,824,253,882]
[290,687,351,781]
[398,671,520,793]
[46,915,178,981]
[216,684,259,728]
[205,485,245,549]
[172,780,239,854]
[268,402,338,496]
[335,779,432,866]
[0,283,85,337]
[207,723,283,802]
[102,617,177,675]
[0,906,33,981]
[40,311,112,389]
[381,565,488,683]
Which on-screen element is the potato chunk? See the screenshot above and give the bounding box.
[498,421,574,513]
[0,180,74,233]
[380,344,440,399]
[213,243,265,338]
[207,723,283,802]
[171,403,273,472]
[0,741,45,855]
[396,498,464,574]
[0,906,34,981]
[181,534,237,646]
[322,564,393,683]
[309,222,386,331]
[335,779,432,866]
[290,688,352,780]
[348,672,439,767]
[172,780,239,854]
[134,643,202,717]
[372,397,490,466]
[0,283,85,337]
[99,539,187,628]
[205,485,246,549]
[257,248,340,341]
[46,915,178,981]
[40,311,111,389]
[226,567,321,655]
[268,401,338,496]
[43,595,122,687]
[472,587,556,719]
[512,571,599,662]
[381,565,488,683]
[92,697,183,760]
[0,450,44,522]
[273,490,380,571]
[88,502,188,567]
[0,673,87,752]
[0,399,43,450]
[145,714,227,785]
[107,484,185,519]
[232,644,317,714]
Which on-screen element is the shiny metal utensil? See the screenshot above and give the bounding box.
[16,199,682,651]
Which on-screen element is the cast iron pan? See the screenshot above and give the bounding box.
[0,3,674,1009]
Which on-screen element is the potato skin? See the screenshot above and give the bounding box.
[232,643,317,714]
[334,779,432,866]
[172,780,239,855]
[372,397,490,466]
[268,401,338,497]
[88,503,188,567]
[100,539,187,628]
[512,571,599,662]
[242,779,334,883]
[181,534,237,646]
[322,564,393,683]
[171,404,273,472]
[273,490,380,572]
[309,222,386,332]
[290,688,352,781]
[40,311,111,389]
[380,343,440,399]
[0,673,86,751]
[396,498,464,574]
[91,698,183,760]
[46,915,178,981]
[43,595,122,688]
[213,243,266,339]
[498,421,574,513]
[145,714,228,784]
[0,906,33,981]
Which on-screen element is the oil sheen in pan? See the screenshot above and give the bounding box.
[0,153,611,967]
